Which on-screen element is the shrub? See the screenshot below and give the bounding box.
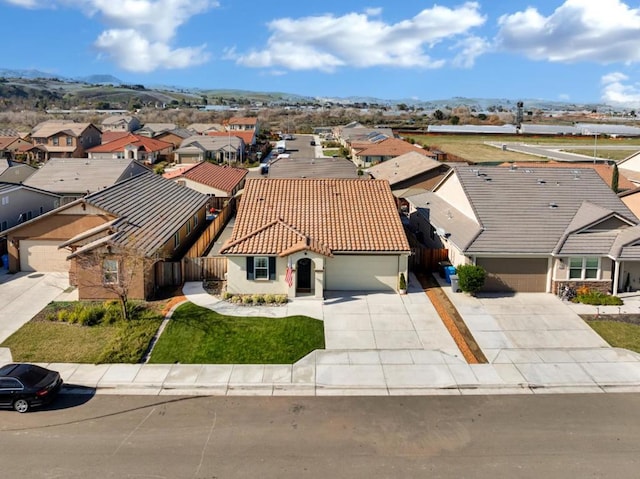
[275,295,288,304]
[399,273,407,291]
[223,291,233,300]
[456,264,486,295]
[576,290,623,306]
[264,294,276,304]
[242,295,254,305]
[252,294,265,304]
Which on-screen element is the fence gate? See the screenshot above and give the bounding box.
[155,261,182,287]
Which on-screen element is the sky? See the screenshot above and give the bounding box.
[2,0,640,106]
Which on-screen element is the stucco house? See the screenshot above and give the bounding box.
[22,157,150,204]
[29,122,102,161]
[220,178,410,298]
[0,136,32,160]
[174,136,244,164]
[2,172,210,300]
[101,115,141,133]
[406,165,640,294]
[0,182,61,233]
[163,161,247,198]
[352,138,434,168]
[86,134,174,164]
[365,151,451,197]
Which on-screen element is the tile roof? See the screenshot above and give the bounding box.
[162,164,199,179]
[31,122,98,139]
[498,161,635,191]
[445,166,638,254]
[187,123,225,134]
[83,171,210,256]
[0,137,20,149]
[23,157,150,194]
[207,130,254,145]
[102,115,137,126]
[169,162,247,194]
[221,178,410,256]
[228,117,258,126]
[88,133,173,153]
[101,131,131,144]
[366,151,446,186]
[179,135,242,151]
[356,138,433,158]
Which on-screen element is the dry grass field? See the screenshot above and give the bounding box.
[406,133,640,164]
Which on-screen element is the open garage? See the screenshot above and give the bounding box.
[476,257,548,293]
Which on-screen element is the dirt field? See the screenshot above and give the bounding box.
[407,134,640,164]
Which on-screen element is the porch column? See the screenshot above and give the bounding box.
[314,267,324,299]
[613,260,621,294]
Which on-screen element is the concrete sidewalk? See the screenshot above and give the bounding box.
[3,273,640,396]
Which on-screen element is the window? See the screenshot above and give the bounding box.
[569,257,599,280]
[174,231,180,249]
[0,221,7,231]
[246,257,275,280]
[52,137,59,146]
[103,259,119,284]
[193,214,198,227]
[66,136,73,146]
[1,196,8,205]
[186,220,192,235]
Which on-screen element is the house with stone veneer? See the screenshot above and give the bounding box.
[406,165,640,294]
[220,178,410,298]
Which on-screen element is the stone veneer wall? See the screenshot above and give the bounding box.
[552,280,612,295]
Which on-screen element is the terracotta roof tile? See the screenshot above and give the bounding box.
[168,162,247,194]
[221,178,410,255]
[87,133,173,153]
[356,138,432,158]
[207,130,255,144]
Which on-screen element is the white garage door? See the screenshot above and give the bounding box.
[325,255,398,291]
[20,240,69,272]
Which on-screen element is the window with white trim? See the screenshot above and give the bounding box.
[254,256,269,280]
[569,257,599,280]
[174,232,180,249]
[186,220,192,235]
[103,259,119,284]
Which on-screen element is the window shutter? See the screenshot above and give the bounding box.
[246,257,254,280]
[269,257,276,280]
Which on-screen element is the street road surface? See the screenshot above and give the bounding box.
[1,393,640,478]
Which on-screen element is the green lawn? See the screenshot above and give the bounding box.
[1,318,162,363]
[0,301,164,363]
[587,320,640,354]
[148,302,325,364]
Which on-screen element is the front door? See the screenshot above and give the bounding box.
[297,258,312,292]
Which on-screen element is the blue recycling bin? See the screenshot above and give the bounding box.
[444,265,456,284]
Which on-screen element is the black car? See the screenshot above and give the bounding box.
[0,363,63,413]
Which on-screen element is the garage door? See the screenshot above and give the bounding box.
[476,258,548,293]
[19,240,69,272]
[325,255,398,291]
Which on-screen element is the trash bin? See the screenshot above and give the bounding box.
[438,260,452,278]
[450,274,460,293]
[444,265,457,284]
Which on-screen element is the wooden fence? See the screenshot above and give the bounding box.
[182,256,227,281]
[410,246,449,273]
[184,197,235,259]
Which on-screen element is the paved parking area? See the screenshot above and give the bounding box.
[323,288,460,355]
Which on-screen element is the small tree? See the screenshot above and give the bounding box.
[611,163,619,193]
[398,273,407,292]
[456,264,486,295]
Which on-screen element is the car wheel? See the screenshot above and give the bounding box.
[13,399,29,413]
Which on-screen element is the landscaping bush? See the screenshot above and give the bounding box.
[264,294,276,304]
[252,294,265,304]
[275,295,288,304]
[223,292,233,300]
[456,264,486,295]
[575,289,623,306]
[242,295,254,305]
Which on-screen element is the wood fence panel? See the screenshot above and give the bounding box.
[182,256,227,281]
[155,261,183,287]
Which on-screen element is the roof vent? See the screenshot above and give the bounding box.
[509,163,517,171]
[537,179,546,184]
[484,177,492,182]
[549,202,558,209]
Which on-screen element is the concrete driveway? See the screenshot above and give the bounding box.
[450,292,609,362]
[0,271,73,343]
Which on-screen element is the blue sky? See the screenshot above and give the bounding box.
[2,0,640,106]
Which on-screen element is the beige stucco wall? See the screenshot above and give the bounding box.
[226,256,290,295]
[622,193,640,219]
[435,173,476,221]
[552,256,613,281]
[180,178,229,197]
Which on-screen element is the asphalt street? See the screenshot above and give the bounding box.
[1,394,639,478]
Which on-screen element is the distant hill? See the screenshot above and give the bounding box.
[0,68,613,112]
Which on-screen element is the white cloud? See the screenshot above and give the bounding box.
[451,36,490,68]
[497,0,640,63]
[232,2,486,72]
[601,71,640,107]
[95,29,209,72]
[4,0,218,72]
